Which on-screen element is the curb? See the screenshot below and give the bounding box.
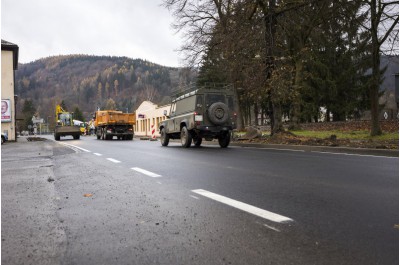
[228,142,399,157]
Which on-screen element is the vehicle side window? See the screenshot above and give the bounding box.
[196,95,203,109]
[170,103,176,116]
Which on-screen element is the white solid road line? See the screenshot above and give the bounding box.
[107,158,121,163]
[58,142,91,152]
[192,189,293,223]
[311,150,398,159]
[131,167,162,178]
[263,223,281,232]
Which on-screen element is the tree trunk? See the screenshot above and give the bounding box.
[370,0,382,136]
[289,58,303,130]
[260,0,284,135]
[271,102,284,134]
[234,87,244,130]
[254,102,259,126]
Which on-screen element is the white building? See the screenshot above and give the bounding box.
[135,101,170,137]
[1,40,19,141]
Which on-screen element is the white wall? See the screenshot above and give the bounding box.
[1,50,16,141]
[135,101,170,137]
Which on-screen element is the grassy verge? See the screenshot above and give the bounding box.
[289,130,399,141]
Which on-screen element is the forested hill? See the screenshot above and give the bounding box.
[15,55,197,121]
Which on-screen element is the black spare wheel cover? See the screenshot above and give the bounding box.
[208,102,229,125]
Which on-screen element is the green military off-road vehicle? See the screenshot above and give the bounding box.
[159,84,238,148]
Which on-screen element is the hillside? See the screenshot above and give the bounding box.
[15,55,197,122]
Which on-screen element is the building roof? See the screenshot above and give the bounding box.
[1,39,19,70]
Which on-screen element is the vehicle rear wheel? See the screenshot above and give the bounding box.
[1,136,4,144]
[160,128,169,146]
[180,126,192,148]
[193,137,202,147]
[55,134,60,141]
[218,131,231,148]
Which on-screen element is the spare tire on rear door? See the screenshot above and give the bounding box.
[208,102,229,125]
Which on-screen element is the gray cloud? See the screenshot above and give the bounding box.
[1,0,184,67]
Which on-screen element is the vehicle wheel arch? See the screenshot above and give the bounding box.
[180,121,188,131]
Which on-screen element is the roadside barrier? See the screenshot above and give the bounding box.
[151,124,156,140]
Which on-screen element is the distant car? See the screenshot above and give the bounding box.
[1,133,8,144]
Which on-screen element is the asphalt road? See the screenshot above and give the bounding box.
[2,135,398,265]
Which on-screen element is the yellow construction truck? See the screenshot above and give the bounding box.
[54,105,81,141]
[94,110,135,140]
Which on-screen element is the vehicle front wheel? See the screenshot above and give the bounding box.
[180,126,192,148]
[218,131,231,148]
[160,128,170,146]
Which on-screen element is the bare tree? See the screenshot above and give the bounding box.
[163,0,233,66]
[105,98,116,110]
[360,0,398,135]
[139,84,159,102]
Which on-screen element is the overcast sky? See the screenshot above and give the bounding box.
[1,0,184,67]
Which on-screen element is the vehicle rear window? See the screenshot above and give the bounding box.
[206,94,225,106]
[227,96,234,109]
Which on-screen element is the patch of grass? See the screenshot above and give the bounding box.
[289,130,399,141]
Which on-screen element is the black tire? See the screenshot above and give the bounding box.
[160,128,169,146]
[55,134,60,141]
[101,129,105,140]
[1,136,4,144]
[180,126,192,148]
[193,137,202,147]
[218,131,231,148]
[74,134,80,140]
[208,102,229,125]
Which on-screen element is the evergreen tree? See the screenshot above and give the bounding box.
[22,100,36,130]
[60,100,68,111]
[73,107,84,121]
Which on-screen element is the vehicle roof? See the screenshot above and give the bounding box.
[171,83,234,102]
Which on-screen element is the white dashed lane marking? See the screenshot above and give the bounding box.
[93,153,102,156]
[192,189,293,223]
[131,167,162,178]
[107,158,121,163]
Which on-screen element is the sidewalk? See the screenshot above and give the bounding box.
[1,137,66,265]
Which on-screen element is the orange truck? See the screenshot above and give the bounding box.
[94,110,135,140]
